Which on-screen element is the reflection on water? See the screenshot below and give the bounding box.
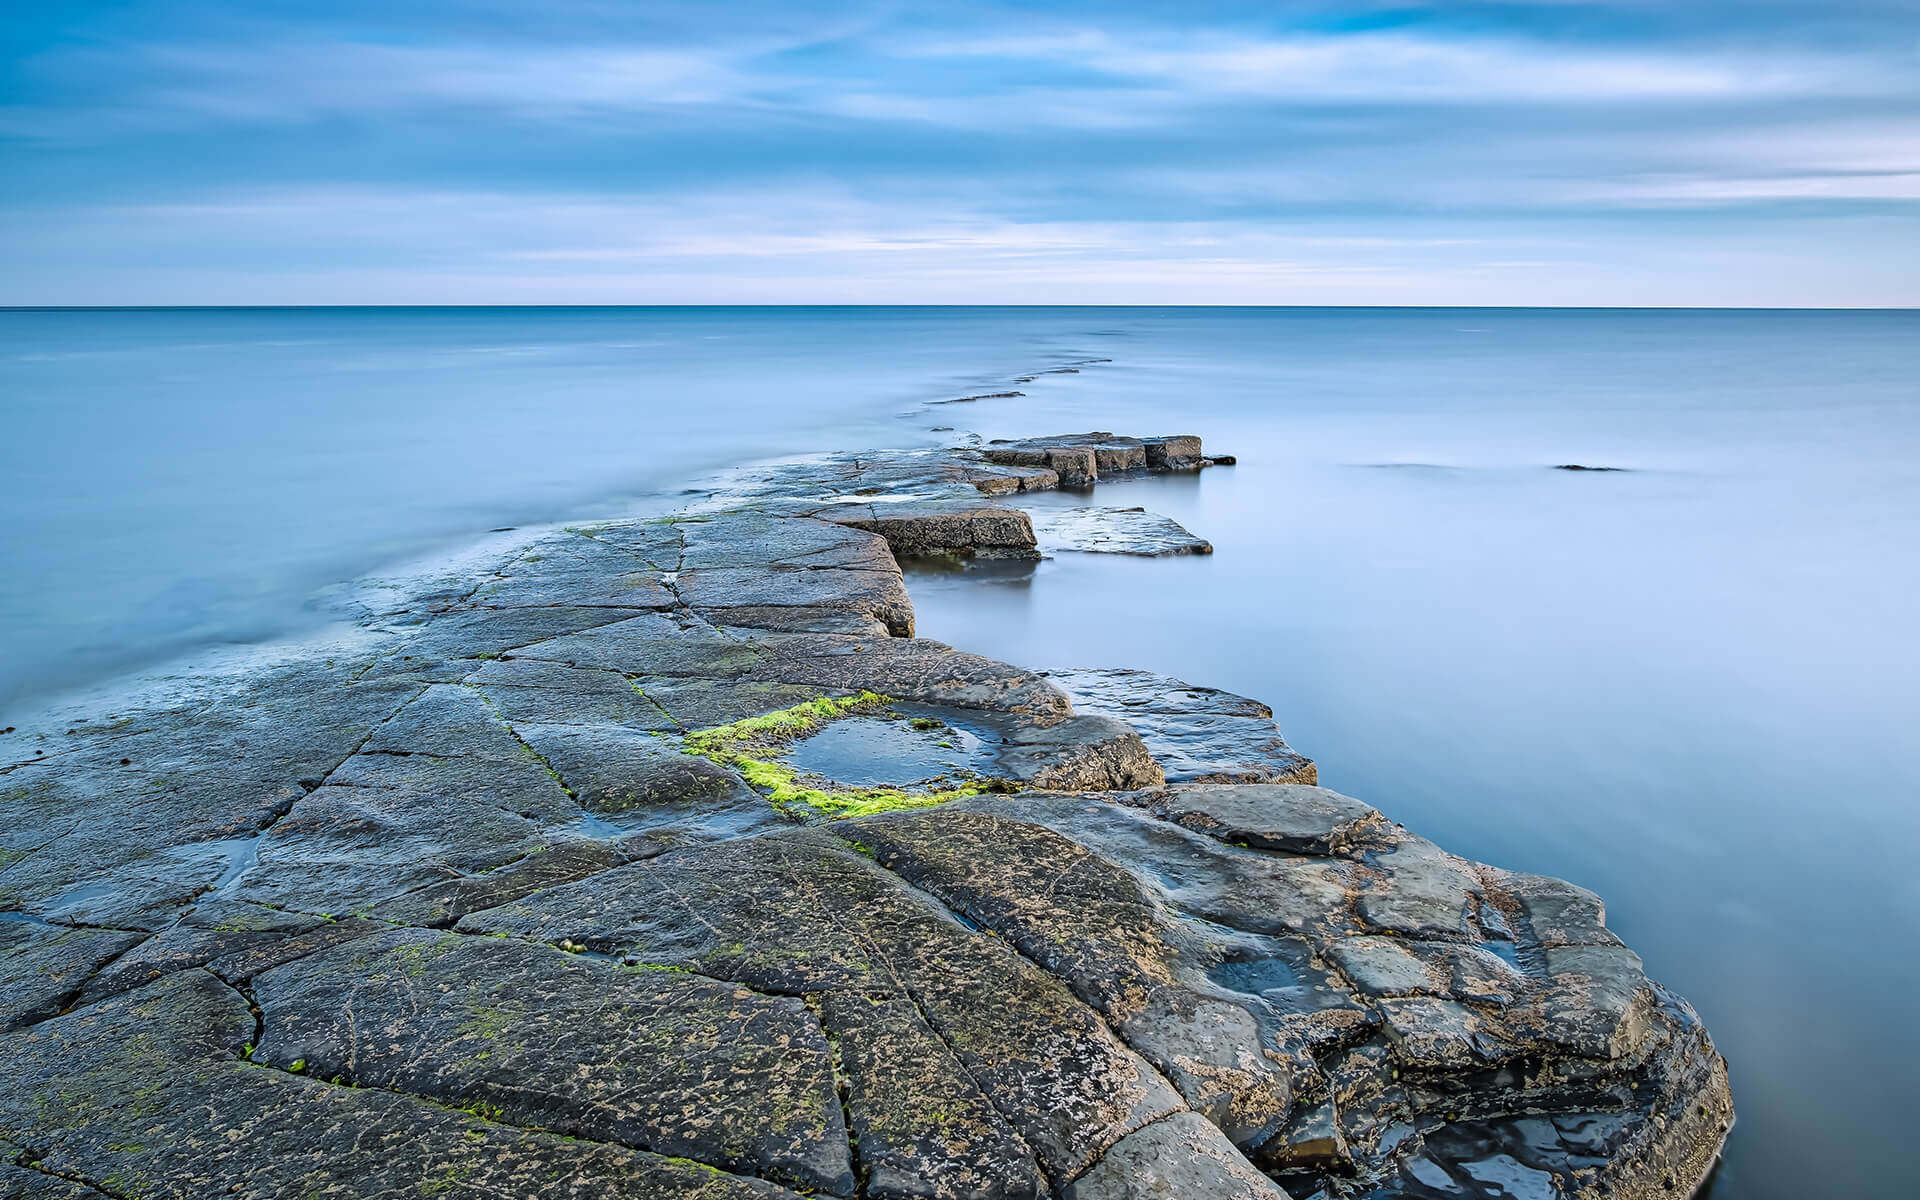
[785,711,991,788]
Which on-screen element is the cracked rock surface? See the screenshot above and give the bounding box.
[0,432,1728,1199]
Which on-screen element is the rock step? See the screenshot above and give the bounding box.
[981,432,1215,488]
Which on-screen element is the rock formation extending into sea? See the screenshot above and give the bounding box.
[0,431,1730,1199]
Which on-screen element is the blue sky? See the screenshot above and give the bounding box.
[2,1,1916,304]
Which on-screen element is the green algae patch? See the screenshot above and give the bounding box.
[736,756,997,819]
[682,693,1016,820]
[684,692,889,754]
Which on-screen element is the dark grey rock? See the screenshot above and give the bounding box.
[994,713,1165,791]
[846,808,1291,1149]
[640,676,840,730]
[252,928,855,1194]
[0,923,145,1032]
[367,838,648,928]
[832,503,1039,560]
[0,427,1729,1200]
[0,971,803,1199]
[457,832,1186,1183]
[964,462,1060,495]
[982,432,1216,488]
[513,721,788,843]
[513,610,769,678]
[514,722,743,812]
[1063,1112,1290,1200]
[676,564,915,636]
[1142,435,1206,471]
[361,682,531,761]
[387,604,661,662]
[1026,506,1213,556]
[231,783,548,914]
[320,746,577,821]
[72,913,389,1003]
[1147,784,1382,855]
[467,657,683,728]
[746,633,1072,717]
[1042,668,1317,784]
[818,990,1048,1200]
[470,542,677,609]
[982,441,1100,487]
[0,1160,107,1198]
[678,513,892,570]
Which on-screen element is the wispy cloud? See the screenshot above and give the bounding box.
[8,182,1914,307]
[894,29,1894,104]
[11,17,1914,138]
[0,1,1916,302]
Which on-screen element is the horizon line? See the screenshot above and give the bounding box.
[3,303,1916,313]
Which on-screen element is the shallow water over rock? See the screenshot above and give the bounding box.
[786,711,993,787]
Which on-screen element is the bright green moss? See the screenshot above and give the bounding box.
[683,692,888,755]
[618,960,691,975]
[682,692,1016,820]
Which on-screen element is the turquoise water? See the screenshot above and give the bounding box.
[5,307,1918,1197]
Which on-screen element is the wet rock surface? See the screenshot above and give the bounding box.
[980,433,1217,488]
[1042,669,1317,785]
[1026,507,1213,557]
[0,430,1728,1198]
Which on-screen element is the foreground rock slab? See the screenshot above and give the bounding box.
[0,429,1728,1199]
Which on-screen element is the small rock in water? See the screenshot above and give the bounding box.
[1026,506,1213,556]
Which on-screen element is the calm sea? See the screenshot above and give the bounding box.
[4,307,1917,1198]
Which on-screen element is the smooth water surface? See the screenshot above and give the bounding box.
[901,308,1920,1200]
[4,306,1917,1198]
[0,306,1102,708]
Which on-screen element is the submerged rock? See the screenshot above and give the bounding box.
[0,428,1728,1199]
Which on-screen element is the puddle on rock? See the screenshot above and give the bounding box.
[787,710,994,788]
[1208,956,1301,997]
[1374,1113,1626,1199]
[562,813,631,840]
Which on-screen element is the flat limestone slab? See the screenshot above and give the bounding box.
[0,427,1729,1200]
[1026,506,1214,556]
[1044,667,1318,784]
[252,928,855,1194]
[0,970,805,1199]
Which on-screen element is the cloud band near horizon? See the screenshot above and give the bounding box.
[3,1,1916,305]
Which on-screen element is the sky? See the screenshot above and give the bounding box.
[2,1,1916,306]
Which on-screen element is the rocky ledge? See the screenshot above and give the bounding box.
[0,432,1729,1200]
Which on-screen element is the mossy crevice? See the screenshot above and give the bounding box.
[682,694,1017,820]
